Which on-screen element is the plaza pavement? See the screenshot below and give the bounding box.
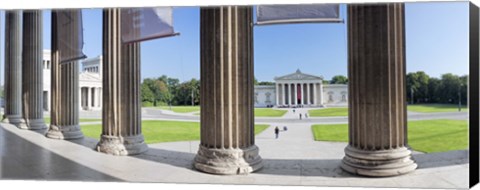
[0,107,470,188]
[59,107,468,125]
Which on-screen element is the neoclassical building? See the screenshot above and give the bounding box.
[254,69,348,107]
[42,50,102,111]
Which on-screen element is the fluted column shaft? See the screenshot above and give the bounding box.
[46,10,83,139]
[3,11,27,128]
[22,10,46,131]
[313,83,317,105]
[275,83,279,106]
[307,83,310,105]
[341,3,417,177]
[293,83,298,105]
[96,8,147,156]
[316,83,323,105]
[300,83,304,105]
[287,83,291,105]
[194,6,262,175]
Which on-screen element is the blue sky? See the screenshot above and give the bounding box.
[1,2,469,84]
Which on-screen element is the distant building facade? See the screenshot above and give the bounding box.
[254,69,348,107]
[42,50,102,111]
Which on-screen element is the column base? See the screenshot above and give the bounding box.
[24,118,47,131]
[46,124,84,140]
[341,145,417,177]
[2,114,28,129]
[96,134,148,156]
[194,145,263,175]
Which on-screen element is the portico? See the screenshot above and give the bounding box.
[0,3,419,179]
[274,69,323,107]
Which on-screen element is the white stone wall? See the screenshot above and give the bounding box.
[42,50,51,111]
[42,49,103,111]
[254,86,276,107]
[322,84,348,106]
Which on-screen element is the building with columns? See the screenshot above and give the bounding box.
[42,50,102,111]
[1,4,420,178]
[254,69,348,107]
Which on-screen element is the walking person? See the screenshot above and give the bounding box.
[305,113,308,119]
[299,113,302,120]
[274,126,280,139]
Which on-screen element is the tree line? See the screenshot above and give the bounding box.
[406,72,467,105]
[141,75,199,106]
[140,72,467,106]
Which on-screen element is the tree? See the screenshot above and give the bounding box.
[254,77,259,85]
[258,81,275,85]
[427,77,441,103]
[406,71,429,104]
[439,73,461,104]
[140,83,154,103]
[330,75,348,84]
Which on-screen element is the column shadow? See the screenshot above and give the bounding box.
[0,123,122,182]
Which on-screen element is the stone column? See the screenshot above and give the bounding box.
[341,3,417,177]
[300,83,305,105]
[294,83,298,105]
[98,88,101,108]
[313,83,317,106]
[22,10,47,131]
[287,83,291,105]
[3,11,27,128]
[79,88,83,110]
[194,6,262,175]
[275,83,279,106]
[97,87,101,107]
[281,84,284,105]
[87,87,92,110]
[319,83,324,105]
[46,10,83,139]
[96,8,148,156]
[306,83,310,105]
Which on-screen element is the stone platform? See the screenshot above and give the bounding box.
[0,122,468,189]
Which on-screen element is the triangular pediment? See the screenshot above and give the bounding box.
[274,69,323,81]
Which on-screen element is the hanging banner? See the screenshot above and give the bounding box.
[121,7,178,43]
[57,10,87,64]
[256,4,342,25]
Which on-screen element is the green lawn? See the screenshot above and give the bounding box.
[44,117,101,124]
[308,107,348,117]
[81,120,269,144]
[407,104,468,113]
[254,108,287,117]
[155,106,286,117]
[157,106,200,113]
[308,104,469,117]
[311,119,468,153]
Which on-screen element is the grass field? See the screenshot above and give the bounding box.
[156,106,287,117]
[254,108,287,117]
[311,119,468,153]
[308,107,348,117]
[407,104,468,113]
[157,106,200,113]
[44,117,101,124]
[308,104,468,117]
[81,120,269,144]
